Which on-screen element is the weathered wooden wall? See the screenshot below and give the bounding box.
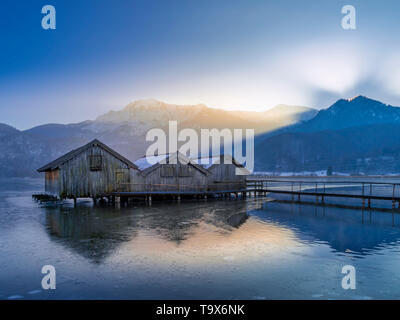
[207,164,246,191]
[129,170,145,192]
[45,169,60,195]
[141,163,208,192]
[56,146,135,198]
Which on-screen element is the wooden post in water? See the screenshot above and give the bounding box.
[291,182,294,202]
[368,184,372,208]
[115,196,120,208]
[298,183,301,202]
[362,183,365,197]
[393,213,395,227]
[361,183,365,208]
[113,196,119,208]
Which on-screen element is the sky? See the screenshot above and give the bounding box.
[1,0,400,129]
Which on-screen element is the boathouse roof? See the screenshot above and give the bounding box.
[133,152,210,176]
[37,139,138,172]
[193,154,248,170]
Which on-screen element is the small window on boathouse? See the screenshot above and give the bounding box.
[89,155,102,171]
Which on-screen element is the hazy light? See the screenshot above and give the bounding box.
[132,41,368,112]
[379,52,400,97]
[282,42,367,95]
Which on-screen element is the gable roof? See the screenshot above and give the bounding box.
[37,139,138,172]
[133,151,210,176]
[193,154,250,175]
[134,154,169,171]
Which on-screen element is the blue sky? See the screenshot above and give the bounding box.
[1,0,400,129]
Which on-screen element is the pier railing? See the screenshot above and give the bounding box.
[246,179,400,209]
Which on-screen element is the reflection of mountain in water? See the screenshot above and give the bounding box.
[45,200,251,263]
[253,201,400,256]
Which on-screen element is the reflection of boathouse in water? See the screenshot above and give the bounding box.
[37,139,249,203]
[44,200,250,263]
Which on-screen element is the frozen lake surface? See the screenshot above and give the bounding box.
[1,178,400,299]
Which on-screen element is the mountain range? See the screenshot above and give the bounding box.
[255,96,400,174]
[2,96,400,177]
[0,99,315,177]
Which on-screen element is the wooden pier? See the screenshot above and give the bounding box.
[74,179,400,210]
[99,181,254,205]
[99,178,400,211]
[246,179,400,210]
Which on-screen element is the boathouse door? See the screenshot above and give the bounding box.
[116,169,130,192]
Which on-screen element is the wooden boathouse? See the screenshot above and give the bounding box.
[131,152,211,193]
[194,154,249,191]
[37,140,251,203]
[37,139,139,202]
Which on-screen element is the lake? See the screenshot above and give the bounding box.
[1,178,400,299]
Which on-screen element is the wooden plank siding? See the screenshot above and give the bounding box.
[59,145,134,198]
[45,169,60,196]
[139,163,208,192]
[206,163,246,191]
[44,146,135,198]
[38,139,139,199]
